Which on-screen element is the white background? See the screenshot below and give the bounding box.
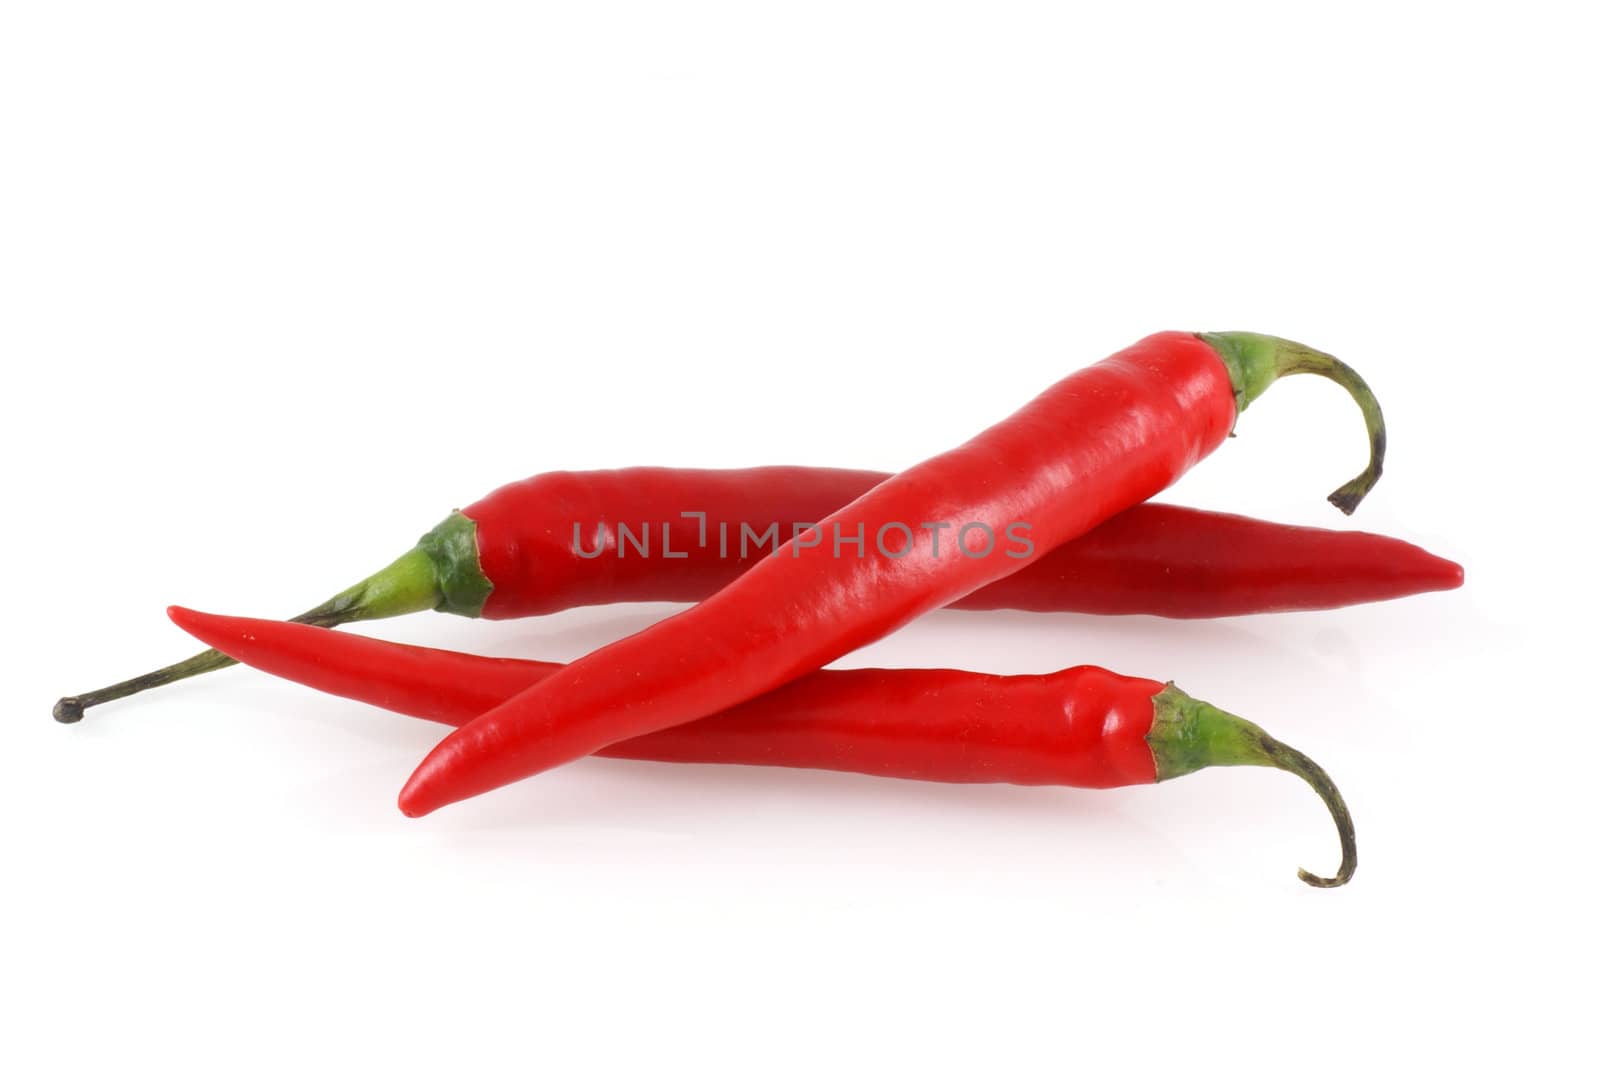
[4,2,1596,1068]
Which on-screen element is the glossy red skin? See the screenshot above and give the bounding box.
[402,331,1236,814]
[464,469,1462,619]
[168,609,1161,788]
[961,503,1462,615]
[467,467,881,618]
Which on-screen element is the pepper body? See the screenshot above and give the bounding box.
[462,470,1459,619]
[400,331,1364,815]
[162,608,1152,786]
[956,502,1459,615]
[613,666,1161,786]
[168,607,1355,886]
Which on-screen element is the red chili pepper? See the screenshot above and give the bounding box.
[464,470,1455,618]
[168,606,1356,887]
[398,330,1386,816]
[54,464,1453,723]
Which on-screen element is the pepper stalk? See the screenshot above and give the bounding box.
[1146,683,1357,888]
[52,512,493,723]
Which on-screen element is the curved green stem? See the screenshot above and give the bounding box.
[52,511,492,723]
[1200,331,1386,515]
[1146,683,1357,888]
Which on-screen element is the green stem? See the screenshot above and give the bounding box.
[52,511,492,723]
[1145,683,1357,888]
[1200,331,1387,515]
